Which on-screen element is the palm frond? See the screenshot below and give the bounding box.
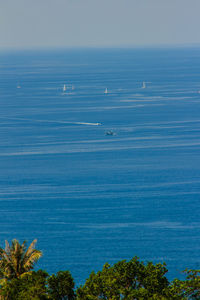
[0,239,42,280]
[22,239,42,270]
[24,239,37,258]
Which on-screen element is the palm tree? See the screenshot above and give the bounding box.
[0,239,42,281]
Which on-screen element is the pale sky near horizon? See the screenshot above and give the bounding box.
[1,0,200,49]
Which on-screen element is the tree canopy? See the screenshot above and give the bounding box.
[0,239,42,283]
[0,239,200,299]
[76,257,175,299]
[48,270,76,300]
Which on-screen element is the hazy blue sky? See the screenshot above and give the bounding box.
[1,0,200,49]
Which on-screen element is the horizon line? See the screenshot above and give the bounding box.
[1,42,200,53]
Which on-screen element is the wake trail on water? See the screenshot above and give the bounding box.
[1,117,102,126]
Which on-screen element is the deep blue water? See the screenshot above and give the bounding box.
[0,48,200,284]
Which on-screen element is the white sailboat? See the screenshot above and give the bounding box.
[63,84,67,92]
[142,82,146,89]
[104,88,108,94]
[17,82,21,89]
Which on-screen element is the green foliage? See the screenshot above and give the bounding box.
[0,239,42,281]
[171,269,200,299]
[47,270,76,300]
[1,238,200,299]
[0,270,49,300]
[76,256,176,299]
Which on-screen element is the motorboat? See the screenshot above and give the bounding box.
[105,130,116,136]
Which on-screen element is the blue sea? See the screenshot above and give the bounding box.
[0,48,200,284]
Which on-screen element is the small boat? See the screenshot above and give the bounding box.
[105,130,116,136]
[63,84,67,92]
[142,82,146,89]
[104,88,108,94]
[17,85,21,89]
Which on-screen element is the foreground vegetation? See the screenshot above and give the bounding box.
[0,240,200,299]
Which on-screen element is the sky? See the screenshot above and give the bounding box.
[1,0,200,49]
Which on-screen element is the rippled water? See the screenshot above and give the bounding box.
[0,48,200,283]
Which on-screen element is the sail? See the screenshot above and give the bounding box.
[142,82,146,89]
[104,88,108,94]
[63,84,67,92]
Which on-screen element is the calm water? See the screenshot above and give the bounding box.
[0,48,200,283]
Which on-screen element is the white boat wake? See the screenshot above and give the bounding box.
[73,122,101,126]
[2,117,102,126]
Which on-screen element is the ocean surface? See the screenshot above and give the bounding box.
[0,48,200,284]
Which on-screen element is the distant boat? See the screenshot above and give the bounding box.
[17,85,21,89]
[63,84,67,92]
[142,82,146,89]
[72,85,75,90]
[104,88,108,94]
[105,130,116,136]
